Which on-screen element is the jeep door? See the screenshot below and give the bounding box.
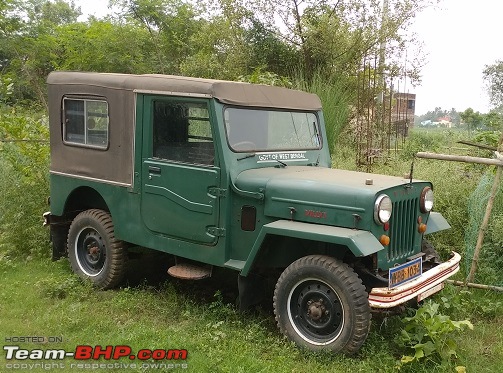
[140,96,221,244]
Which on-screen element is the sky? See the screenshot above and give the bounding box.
[75,0,503,115]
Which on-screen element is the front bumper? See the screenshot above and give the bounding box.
[368,251,461,308]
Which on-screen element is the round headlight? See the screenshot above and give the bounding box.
[420,186,434,213]
[374,194,392,224]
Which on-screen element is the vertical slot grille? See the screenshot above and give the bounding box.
[388,197,418,261]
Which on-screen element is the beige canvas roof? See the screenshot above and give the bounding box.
[47,71,322,110]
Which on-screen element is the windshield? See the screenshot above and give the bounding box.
[224,107,321,152]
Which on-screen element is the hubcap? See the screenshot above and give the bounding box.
[75,227,106,276]
[288,279,344,345]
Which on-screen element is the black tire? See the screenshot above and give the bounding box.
[422,239,440,264]
[273,255,370,354]
[67,209,127,289]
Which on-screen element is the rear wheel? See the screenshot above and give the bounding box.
[67,209,126,289]
[273,255,370,354]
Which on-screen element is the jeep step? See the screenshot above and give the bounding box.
[167,263,212,280]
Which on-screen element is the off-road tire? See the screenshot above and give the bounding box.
[273,255,371,354]
[67,209,127,289]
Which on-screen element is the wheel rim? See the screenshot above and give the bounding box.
[75,227,106,277]
[287,278,344,345]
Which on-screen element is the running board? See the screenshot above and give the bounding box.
[167,263,212,280]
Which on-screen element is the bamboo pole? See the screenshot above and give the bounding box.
[416,152,503,166]
[447,280,503,292]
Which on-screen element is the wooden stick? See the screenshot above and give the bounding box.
[448,280,503,292]
[457,140,497,151]
[416,152,503,166]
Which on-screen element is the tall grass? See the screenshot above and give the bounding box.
[294,72,354,155]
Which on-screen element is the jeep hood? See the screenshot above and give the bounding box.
[234,166,425,226]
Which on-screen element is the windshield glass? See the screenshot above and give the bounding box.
[224,107,321,152]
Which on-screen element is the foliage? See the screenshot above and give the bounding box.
[483,60,503,109]
[0,107,50,258]
[295,71,354,154]
[472,130,500,149]
[237,66,292,87]
[399,129,445,159]
[235,0,435,83]
[460,108,484,131]
[440,286,503,321]
[0,0,435,109]
[396,300,473,366]
[0,75,13,104]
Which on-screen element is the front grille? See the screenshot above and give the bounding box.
[388,197,419,261]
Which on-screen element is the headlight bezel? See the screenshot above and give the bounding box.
[420,186,434,213]
[374,194,392,225]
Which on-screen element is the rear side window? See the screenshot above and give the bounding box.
[63,98,109,149]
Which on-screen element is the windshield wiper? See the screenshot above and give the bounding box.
[237,153,256,161]
[309,155,320,167]
[276,159,287,167]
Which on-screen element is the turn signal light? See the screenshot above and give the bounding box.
[418,223,427,233]
[379,235,390,246]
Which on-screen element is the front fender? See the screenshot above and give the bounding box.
[240,220,383,276]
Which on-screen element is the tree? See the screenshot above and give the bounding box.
[217,0,437,82]
[111,0,203,74]
[460,108,483,131]
[483,60,503,108]
[55,20,157,74]
[0,0,81,105]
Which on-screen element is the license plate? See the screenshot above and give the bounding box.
[389,257,422,288]
[418,283,445,302]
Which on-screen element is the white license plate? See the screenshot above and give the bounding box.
[418,283,445,302]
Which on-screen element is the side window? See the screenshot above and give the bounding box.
[63,98,109,149]
[152,101,214,166]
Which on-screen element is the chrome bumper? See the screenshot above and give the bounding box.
[368,251,461,308]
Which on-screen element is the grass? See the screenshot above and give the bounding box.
[1,112,502,373]
[0,257,502,373]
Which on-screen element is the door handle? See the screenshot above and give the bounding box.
[148,166,161,174]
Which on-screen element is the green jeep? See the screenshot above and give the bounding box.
[44,71,460,354]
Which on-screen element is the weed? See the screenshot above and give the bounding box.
[396,300,473,367]
[440,286,503,320]
[36,273,93,300]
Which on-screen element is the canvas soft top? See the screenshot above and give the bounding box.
[47,71,322,111]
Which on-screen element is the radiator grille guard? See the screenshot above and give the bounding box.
[387,197,419,262]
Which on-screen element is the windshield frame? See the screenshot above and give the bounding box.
[223,106,323,153]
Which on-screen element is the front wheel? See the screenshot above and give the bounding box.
[273,255,370,354]
[67,209,127,289]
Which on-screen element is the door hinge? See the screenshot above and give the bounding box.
[209,187,227,198]
[207,227,226,237]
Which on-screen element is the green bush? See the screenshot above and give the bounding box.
[396,300,473,367]
[0,108,50,258]
[400,129,454,160]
